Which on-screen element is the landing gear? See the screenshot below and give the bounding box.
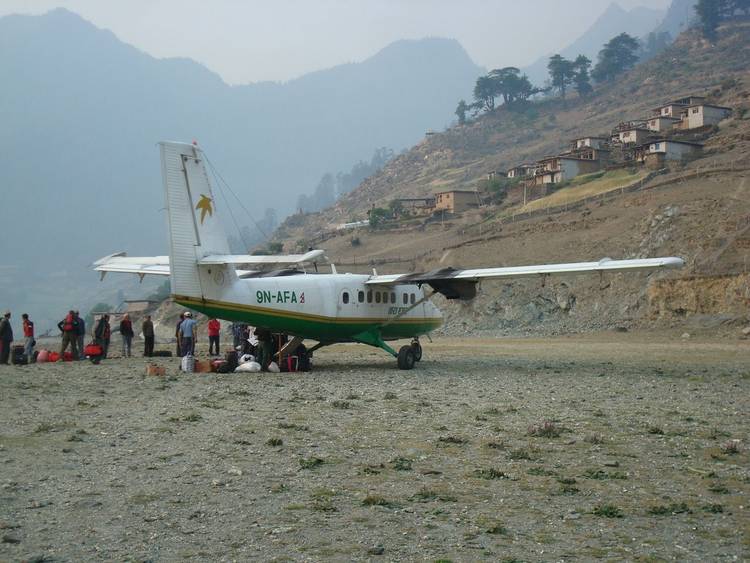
[397,345,416,370]
[411,339,422,362]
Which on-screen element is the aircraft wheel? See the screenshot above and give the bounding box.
[397,345,416,370]
[411,341,422,362]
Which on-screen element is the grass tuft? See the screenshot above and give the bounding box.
[591,504,623,518]
[527,421,561,438]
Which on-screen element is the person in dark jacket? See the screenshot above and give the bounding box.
[57,310,79,361]
[0,310,12,365]
[119,314,134,357]
[175,313,185,357]
[142,315,155,357]
[75,311,85,361]
[94,314,111,359]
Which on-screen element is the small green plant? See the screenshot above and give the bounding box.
[527,466,555,476]
[474,468,509,480]
[331,400,351,409]
[647,502,691,515]
[702,503,724,513]
[383,392,398,400]
[485,523,509,535]
[299,457,324,470]
[583,468,627,480]
[557,477,577,485]
[390,457,413,471]
[266,437,283,447]
[591,504,623,518]
[362,494,392,507]
[527,421,561,438]
[584,434,605,444]
[182,413,203,422]
[485,441,506,450]
[412,488,457,503]
[508,447,533,461]
[647,425,664,435]
[708,483,730,494]
[437,435,468,445]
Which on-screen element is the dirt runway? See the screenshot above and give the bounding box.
[1,334,748,561]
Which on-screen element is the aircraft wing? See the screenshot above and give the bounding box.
[93,249,326,279]
[365,256,685,300]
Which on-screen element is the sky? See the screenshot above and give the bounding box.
[0,0,671,85]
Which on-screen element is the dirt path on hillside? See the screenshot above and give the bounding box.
[1,334,748,561]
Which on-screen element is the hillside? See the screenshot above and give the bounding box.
[0,9,481,330]
[273,21,750,336]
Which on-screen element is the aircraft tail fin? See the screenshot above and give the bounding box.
[160,141,236,299]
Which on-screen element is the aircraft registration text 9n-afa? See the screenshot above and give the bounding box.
[93,141,684,369]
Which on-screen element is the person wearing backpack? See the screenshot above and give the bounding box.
[94,314,111,359]
[119,314,134,357]
[57,310,79,361]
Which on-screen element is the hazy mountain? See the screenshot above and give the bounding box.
[522,2,666,86]
[0,8,481,329]
[651,0,697,37]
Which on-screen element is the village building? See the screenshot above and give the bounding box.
[647,115,682,132]
[651,96,705,118]
[616,126,652,145]
[433,190,480,214]
[532,155,602,186]
[119,299,158,315]
[679,103,732,129]
[641,139,703,168]
[572,136,608,150]
[507,163,536,179]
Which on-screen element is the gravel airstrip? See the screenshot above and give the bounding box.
[1,333,748,562]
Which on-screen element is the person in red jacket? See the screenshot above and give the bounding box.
[57,310,79,361]
[22,313,34,362]
[207,318,221,356]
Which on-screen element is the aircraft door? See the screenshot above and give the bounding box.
[337,288,352,318]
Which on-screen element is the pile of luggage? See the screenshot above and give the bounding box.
[180,347,311,374]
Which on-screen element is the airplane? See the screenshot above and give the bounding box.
[93,141,685,369]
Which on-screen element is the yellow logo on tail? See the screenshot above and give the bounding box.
[196,194,213,224]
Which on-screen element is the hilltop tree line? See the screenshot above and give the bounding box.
[456,31,649,123]
[695,0,750,41]
[296,147,394,214]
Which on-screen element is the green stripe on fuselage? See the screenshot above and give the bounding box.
[174,295,442,341]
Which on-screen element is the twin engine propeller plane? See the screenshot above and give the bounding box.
[93,141,685,369]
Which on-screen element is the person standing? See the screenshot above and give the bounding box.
[142,315,155,357]
[94,314,111,359]
[0,311,12,365]
[207,318,220,356]
[175,313,185,357]
[178,311,197,356]
[75,311,85,361]
[57,310,79,361]
[22,313,34,363]
[119,314,134,357]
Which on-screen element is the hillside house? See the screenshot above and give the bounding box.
[434,190,480,214]
[616,126,652,145]
[532,156,602,186]
[647,115,681,132]
[679,104,732,129]
[573,136,608,150]
[507,163,536,179]
[652,96,705,118]
[648,139,702,159]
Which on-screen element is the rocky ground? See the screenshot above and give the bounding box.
[1,334,748,562]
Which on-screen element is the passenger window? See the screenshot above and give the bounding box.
[358,291,364,303]
[367,290,372,303]
[375,292,381,304]
[402,293,408,305]
[342,292,349,304]
[382,292,388,303]
[390,292,396,304]
[410,293,415,305]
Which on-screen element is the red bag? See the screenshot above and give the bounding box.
[84,343,103,356]
[48,352,60,362]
